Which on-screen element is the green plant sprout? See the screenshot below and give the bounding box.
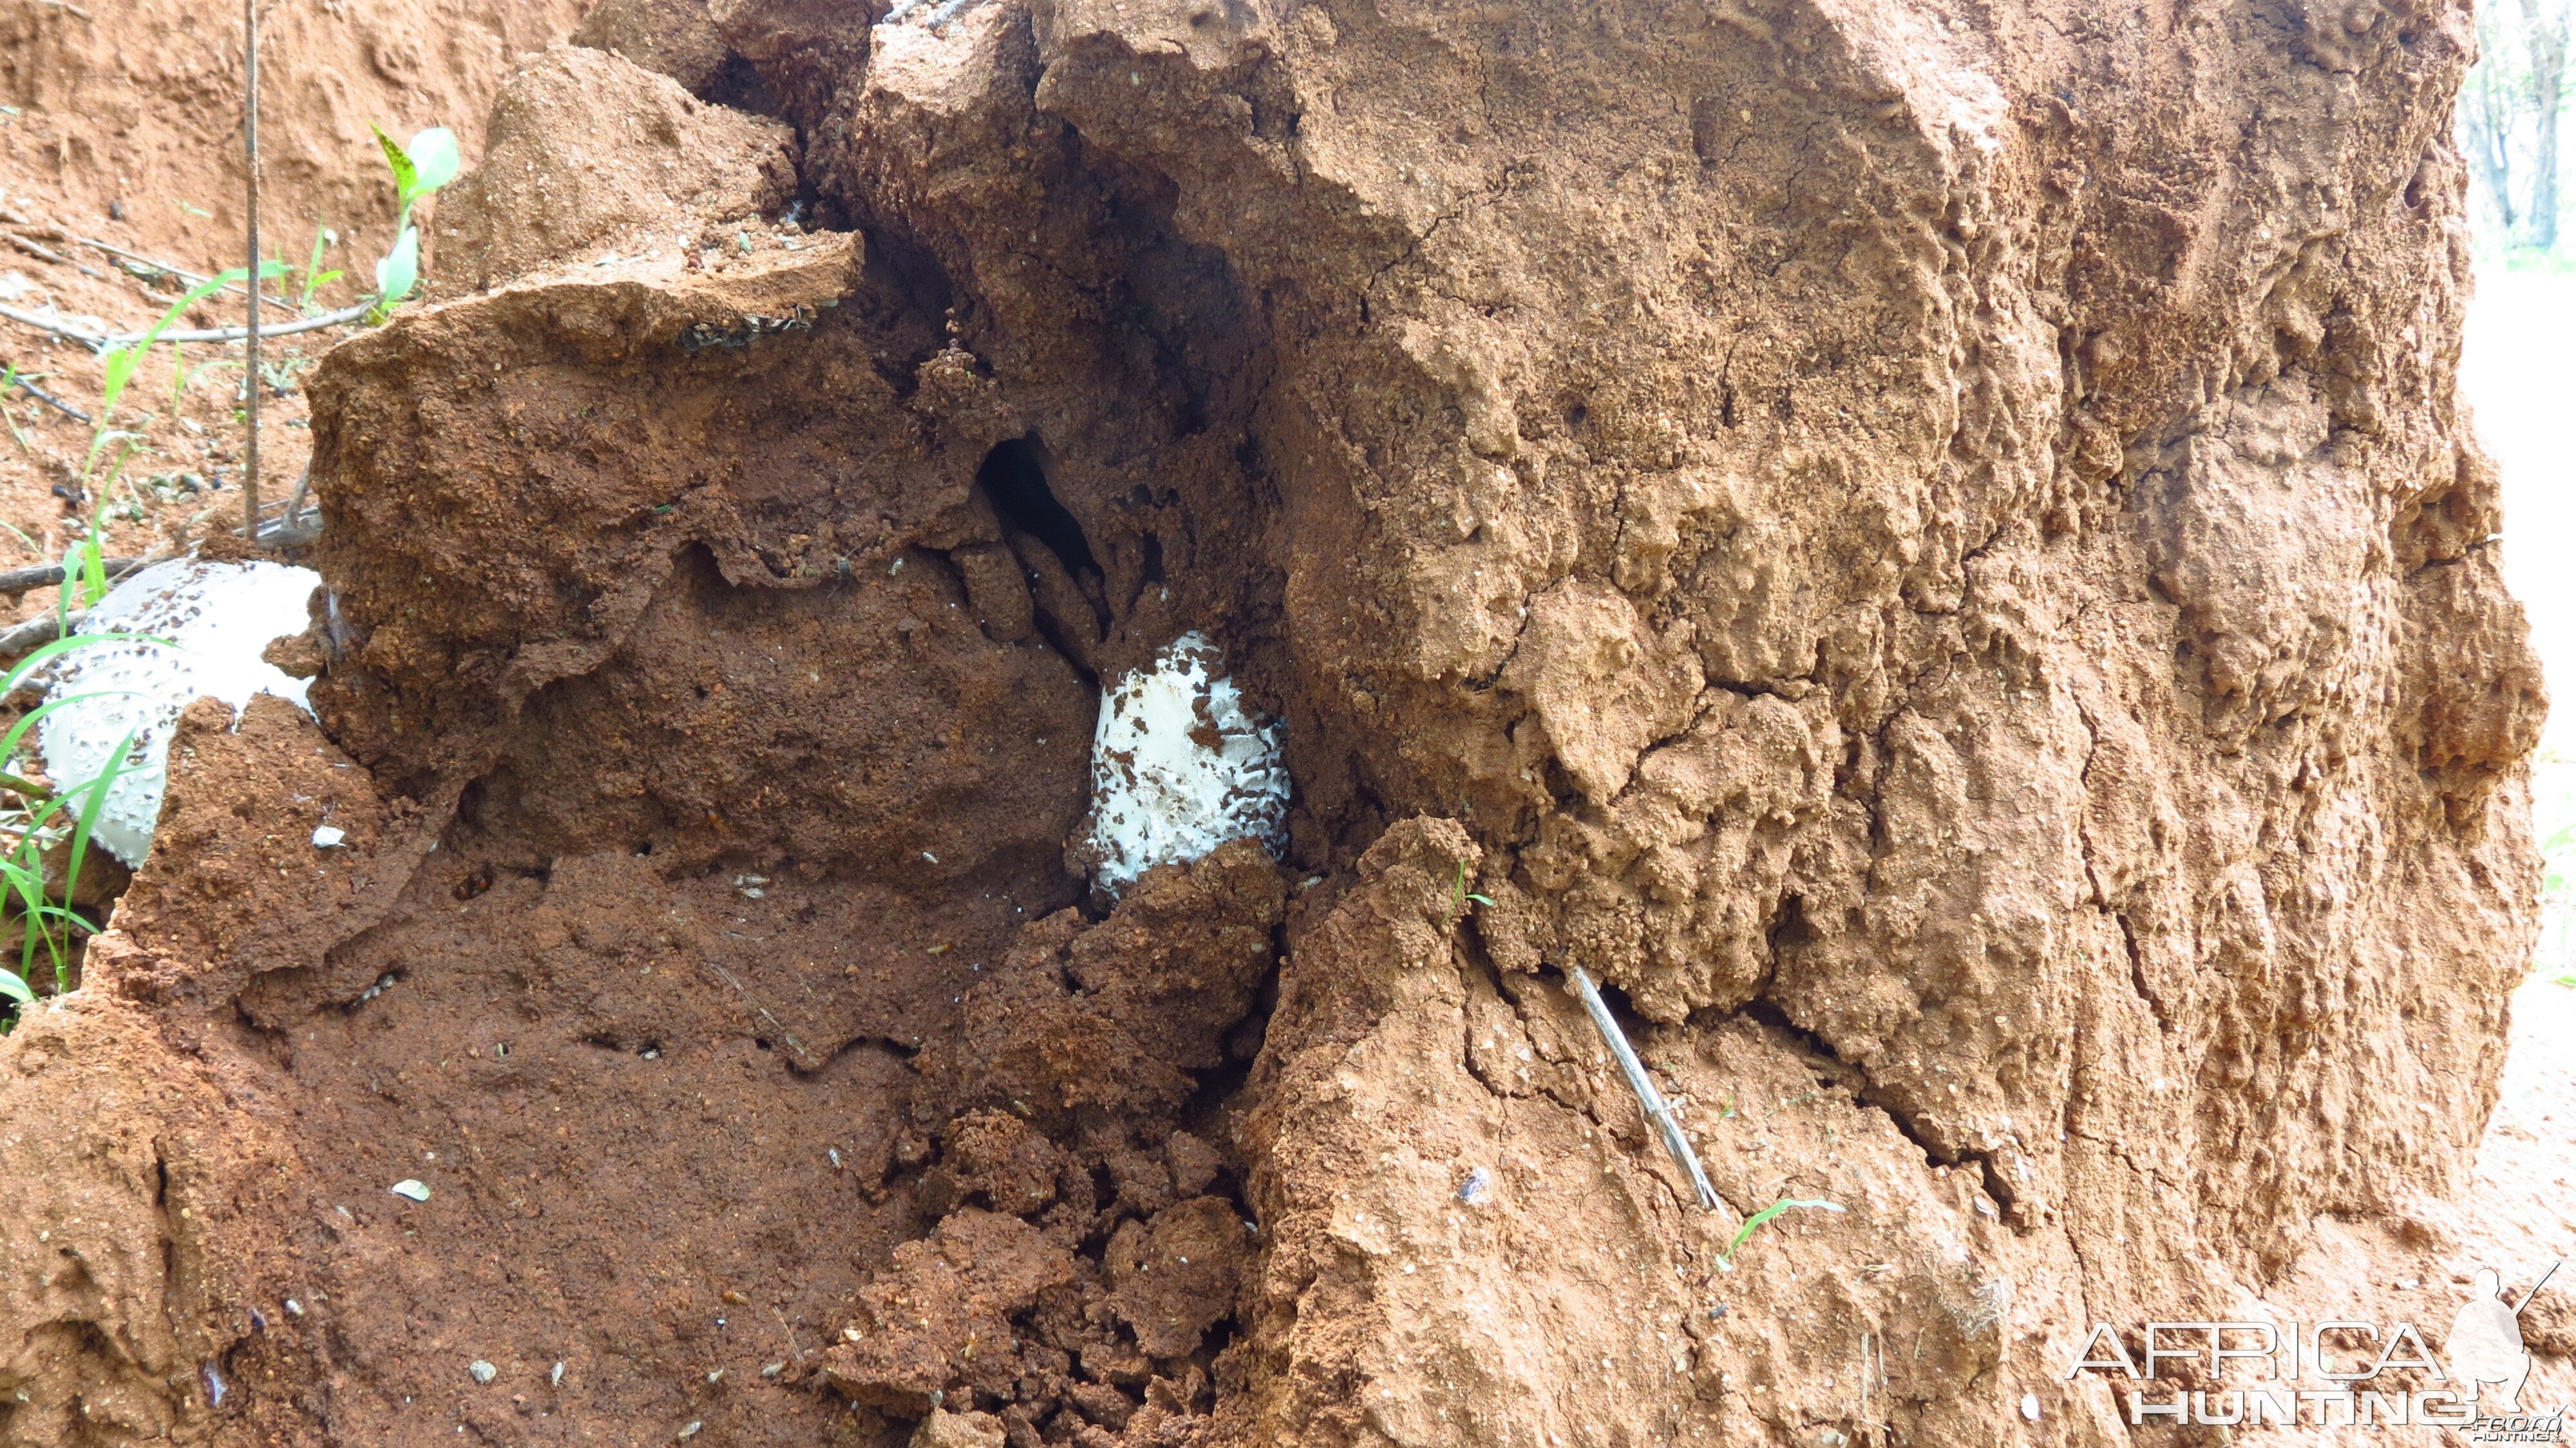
[1716,1197,1845,1270]
[256,352,314,398]
[1452,860,1493,910]
[0,367,29,455]
[368,125,460,319]
[166,343,238,417]
[0,633,154,1009]
[100,264,284,420]
[297,225,344,313]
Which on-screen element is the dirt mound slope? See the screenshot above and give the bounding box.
[0,0,2559,1443]
[0,0,592,697]
[1,0,586,285]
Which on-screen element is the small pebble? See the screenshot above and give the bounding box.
[311,825,346,848]
[2020,1393,2041,1422]
[390,1179,431,1203]
[1457,1166,1495,1205]
[551,1362,565,1387]
[678,1423,703,1440]
[469,1361,497,1386]
[283,1299,303,1317]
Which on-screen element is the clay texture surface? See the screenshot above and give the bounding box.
[0,0,2553,1443]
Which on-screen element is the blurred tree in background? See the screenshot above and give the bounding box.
[2463,0,2573,256]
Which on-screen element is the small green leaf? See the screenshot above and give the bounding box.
[407,127,462,195]
[374,124,419,205]
[374,226,420,308]
[1719,1197,1844,1266]
[99,346,144,415]
[0,969,30,1006]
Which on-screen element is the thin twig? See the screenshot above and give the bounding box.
[0,609,80,658]
[70,238,290,307]
[3,372,90,423]
[279,461,312,533]
[251,468,320,546]
[1,234,64,263]
[3,233,108,281]
[2514,1259,2563,1315]
[243,0,263,540]
[1564,964,1721,1211]
[0,298,372,350]
[0,556,148,596]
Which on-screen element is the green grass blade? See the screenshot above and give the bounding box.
[6,857,55,983]
[0,687,147,772]
[0,631,133,696]
[1720,1197,1845,1264]
[59,728,136,928]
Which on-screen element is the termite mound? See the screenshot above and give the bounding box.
[0,0,2557,1442]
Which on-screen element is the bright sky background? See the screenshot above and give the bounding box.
[2465,265,2576,972]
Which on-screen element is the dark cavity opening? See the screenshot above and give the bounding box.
[979,436,1099,578]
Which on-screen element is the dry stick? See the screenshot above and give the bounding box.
[2514,1259,2562,1315]
[0,556,147,596]
[1564,964,1722,1211]
[242,0,263,541]
[3,371,90,423]
[72,237,291,307]
[0,298,370,350]
[2,232,105,280]
[0,609,80,658]
[254,463,317,545]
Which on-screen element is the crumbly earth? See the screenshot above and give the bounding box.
[0,0,2565,1445]
[432,44,800,289]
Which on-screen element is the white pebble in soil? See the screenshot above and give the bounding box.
[37,558,320,866]
[1081,631,1287,894]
